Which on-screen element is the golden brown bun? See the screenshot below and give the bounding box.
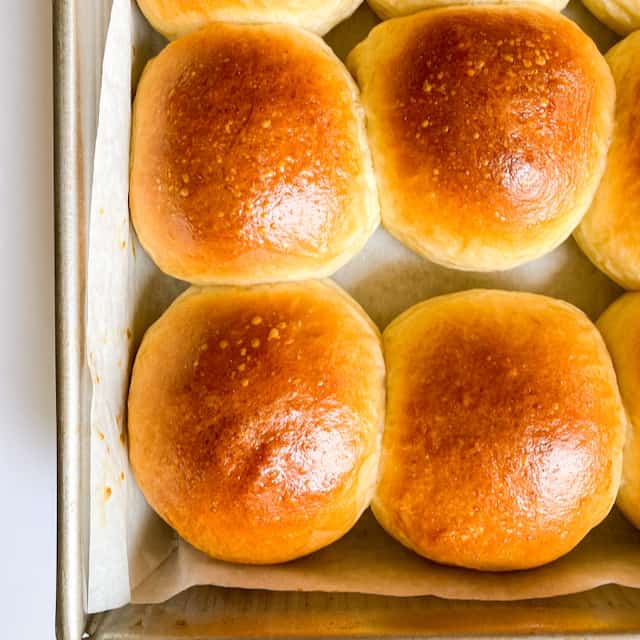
[376,289,625,571]
[597,293,640,529]
[130,23,379,285]
[575,32,640,290]
[367,0,567,20]
[136,0,364,38]
[128,280,385,564]
[348,6,615,272]
[580,0,640,35]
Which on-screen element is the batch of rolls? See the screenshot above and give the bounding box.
[127,0,640,571]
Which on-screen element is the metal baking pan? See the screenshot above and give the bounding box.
[54,0,640,637]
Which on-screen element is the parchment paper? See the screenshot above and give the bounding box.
[86,0,638,615]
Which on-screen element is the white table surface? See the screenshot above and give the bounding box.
[0,2,56,638]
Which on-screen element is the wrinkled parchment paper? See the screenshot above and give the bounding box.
[86,0,639,614]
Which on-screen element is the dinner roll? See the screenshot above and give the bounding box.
[580,0,640,35]
[136,0,363,38]
[598,293,640,529]
[130,23,379,285]
[575,32,640,290]
[348,6,615,272]
[128,280,385,564]
[377,289,625,571]
[367,0,567,20]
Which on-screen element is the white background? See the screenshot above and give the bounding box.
[0,2,56,638]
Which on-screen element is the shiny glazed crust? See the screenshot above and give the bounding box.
[128,280,385,564]
[580,0,640,35]
[575,32,640,290]
[367,0,567,20]
[130,23,379,285]
[136,0,365,38]
[597,293,640,529]
[376,289,625,570]
[348,6,614,271]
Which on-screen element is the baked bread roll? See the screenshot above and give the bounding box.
[128,280,385,564]
[131,23,378,285]
[136,0,364,38]
[377,289,625,571]
[367,0,567,20]
[597,293,640,529]
[580,0,640,35]
[575,32,640,290]
[348,6,614,272]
